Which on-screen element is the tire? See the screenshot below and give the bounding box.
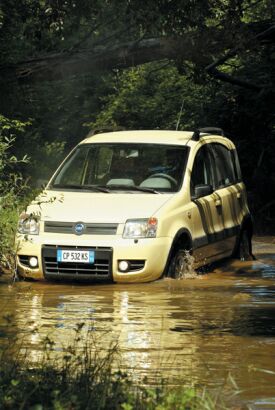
[167,249,194,278]
[237,229,253,261]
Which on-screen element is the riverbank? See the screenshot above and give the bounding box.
[0,329,224,410]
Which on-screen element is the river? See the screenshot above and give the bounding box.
[1,237,275,409]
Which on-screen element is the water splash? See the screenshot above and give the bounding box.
[175,250,197,279]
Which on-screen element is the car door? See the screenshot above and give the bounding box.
[209,143,242,252]
[190,144,227,265]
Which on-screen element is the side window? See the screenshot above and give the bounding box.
[211,144,236,188]
[191,145,213,196]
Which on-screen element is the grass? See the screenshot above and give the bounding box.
[0,322,228,410]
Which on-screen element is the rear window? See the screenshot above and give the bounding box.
[210,144,236,188]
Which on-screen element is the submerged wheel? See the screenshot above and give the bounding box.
[168,249,193,278]
[238,229,253,261]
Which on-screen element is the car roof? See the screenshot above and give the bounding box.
[82,130,193,145]
[81,130,235,149]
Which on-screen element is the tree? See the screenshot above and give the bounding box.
[87,63,213,130]
[0,0,274,92]
[0,0,275,231]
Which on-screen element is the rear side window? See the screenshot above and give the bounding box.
[210,144,236,188]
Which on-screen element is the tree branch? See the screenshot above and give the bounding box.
[0,22,274,86]
[0,34,215,82]
[206,24,275,90]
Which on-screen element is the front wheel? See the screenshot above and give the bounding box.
[167,249,194,278]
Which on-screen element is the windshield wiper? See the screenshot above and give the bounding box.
[51,184,82,190]
[51,183,160,193]
[107,184,160,194]
[82,184,110,193]
[51,184,110,193]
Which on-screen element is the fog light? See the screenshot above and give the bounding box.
[118,260,130,272]
[29,256,38,268]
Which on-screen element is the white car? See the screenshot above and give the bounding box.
[16,128,253,282]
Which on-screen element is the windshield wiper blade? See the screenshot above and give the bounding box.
[52,183,159,193]
[107,184,159,194]
[51,184,110,193]
[51,184,83,190]
[82,184,110,193]
[131,185,160,194]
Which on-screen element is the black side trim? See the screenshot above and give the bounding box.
[193,225,240,250]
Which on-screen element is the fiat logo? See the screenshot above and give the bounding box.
[74,222,85,235]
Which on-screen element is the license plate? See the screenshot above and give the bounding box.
[57,249,94,264]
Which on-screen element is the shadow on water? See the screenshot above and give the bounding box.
[171,305,275,337]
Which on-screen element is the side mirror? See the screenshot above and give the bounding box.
[193,184,213,199]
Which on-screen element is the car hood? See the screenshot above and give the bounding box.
[28,190,174,223]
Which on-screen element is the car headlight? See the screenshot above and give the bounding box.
[123,218,158,238]
[18,213,40,235]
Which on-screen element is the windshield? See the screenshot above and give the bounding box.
[50,143,188,193]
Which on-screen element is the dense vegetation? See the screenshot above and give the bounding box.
[0,0,274,232]
[0,117,30,274]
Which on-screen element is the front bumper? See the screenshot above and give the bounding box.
[16,233,172,283]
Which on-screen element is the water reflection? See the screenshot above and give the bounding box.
[0,239,275,407]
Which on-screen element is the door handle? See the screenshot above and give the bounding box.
[215,199,222,207]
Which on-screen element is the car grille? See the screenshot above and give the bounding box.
[44,221,118,235]
[42,245,113,281]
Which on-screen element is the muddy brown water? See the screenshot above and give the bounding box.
[1,238,275,409]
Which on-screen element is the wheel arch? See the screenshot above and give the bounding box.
[162,228,193,277]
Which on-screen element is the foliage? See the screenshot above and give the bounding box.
[0,115,30,274]
[87,63,213,131]
[0,321,224,410]
[87,59,275,231]
[0,1,274,231]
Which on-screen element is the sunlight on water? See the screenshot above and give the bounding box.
[1,238,275,408]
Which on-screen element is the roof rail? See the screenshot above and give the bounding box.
[192,127,224,141]
[86,126,126,138]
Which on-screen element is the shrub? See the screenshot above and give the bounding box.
[0,115,30,275]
